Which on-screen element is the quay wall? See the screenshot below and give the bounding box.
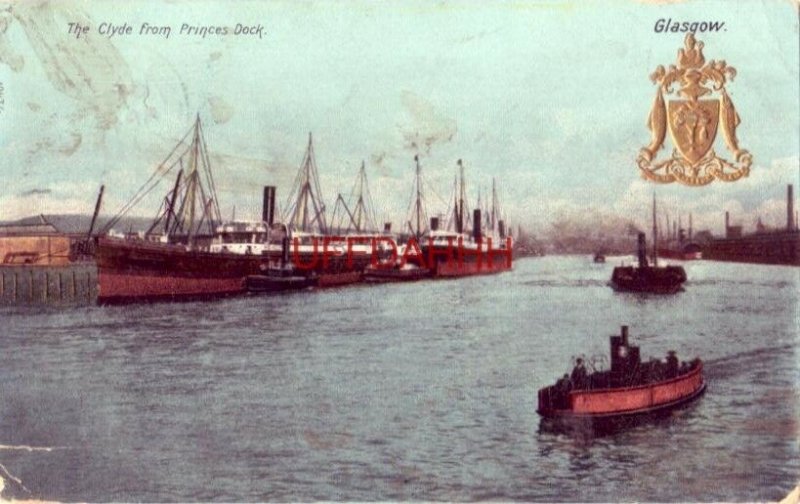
[0,263,98,306]
[702,231,800,266]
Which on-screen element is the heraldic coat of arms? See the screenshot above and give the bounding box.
[638,34,752,186]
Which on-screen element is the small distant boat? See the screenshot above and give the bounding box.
[658,245,702,261]
[363,252,431,282]
[593,252,606,263]
[246,267,316,293]
[537,325,705,426]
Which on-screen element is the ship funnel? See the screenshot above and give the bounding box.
[498,219,506,239]
[384,222,392,233]
[473,209,482,242]
[621,325,629,346]
[725,211,730,238]
[636,232,649,268]
[262,186,276,226]
[788,184,794,231]
[281,236,290,265]
[430,217,439,231]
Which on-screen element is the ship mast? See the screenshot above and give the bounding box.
[457,159,465,234]
[415,155,422,238]
[284,133,328,234]
[403,155,431,239]
[330,160,378,233]
[186,118,200,246]
[101,116,221,244]
[491,178,497,235]
[351,160,377,232]
[652,193,658,267]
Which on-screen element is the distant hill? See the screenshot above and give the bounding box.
[0,214,156,235]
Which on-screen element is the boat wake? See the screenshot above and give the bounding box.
[521,279,608,288]
[703,343,794,380]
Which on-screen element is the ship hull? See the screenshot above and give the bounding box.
[421,246,513,278]
[363,266,431,282]
[609,265,686,294]
[657,248,702,261]
[263,248,371,285]
[246,274,315,293]
[537,364,705,420]
[95,237,267,303]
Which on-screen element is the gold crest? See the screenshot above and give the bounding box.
[638,34,752,186]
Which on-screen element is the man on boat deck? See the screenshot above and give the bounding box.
[666,351,679,378]
[570,358,589,388]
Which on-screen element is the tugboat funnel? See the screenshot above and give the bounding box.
[262,186,276,226]
[637,232,649,268]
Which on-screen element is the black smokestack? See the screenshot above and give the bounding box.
[473,209,482,241]
[281,236,290,265]
[430,217,439,231]
[637,232,649,268]
[262,186,276,226]
[384,222,392,233]
[498,219,506,239]
[788,184,794,231]
[725,211,730,238]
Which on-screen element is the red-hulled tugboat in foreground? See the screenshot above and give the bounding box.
[537,326,705,428]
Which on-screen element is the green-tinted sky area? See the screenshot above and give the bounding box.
[0,0,797,234]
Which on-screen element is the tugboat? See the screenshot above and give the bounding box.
[610,232,686,293]
[610,195,686,294]
[593,252,606,263]
[363,242,431,282]
[245,237,317,293]
[537,325,705,429]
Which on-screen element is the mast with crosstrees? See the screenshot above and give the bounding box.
[103,115,222,248]
[405,155,429,239]
[283,133,328,235]
[330,160,379,233]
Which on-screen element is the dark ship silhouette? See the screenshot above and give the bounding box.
[610,232,686,294]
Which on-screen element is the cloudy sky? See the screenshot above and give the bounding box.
[0,0,797,236]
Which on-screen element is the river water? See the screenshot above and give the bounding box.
[0,256,797,501]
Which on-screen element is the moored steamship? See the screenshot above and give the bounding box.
[272,135,380,286]
[408,157,513,277]
[93,118,270,303]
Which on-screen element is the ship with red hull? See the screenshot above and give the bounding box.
[95,237,266,303]
[406,157,513,279]
[537,325,705,432]
[93,118,270,304]
[420,231,512,277]
[275,135,383,287]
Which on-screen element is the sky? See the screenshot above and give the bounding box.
[0,0,798,237]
